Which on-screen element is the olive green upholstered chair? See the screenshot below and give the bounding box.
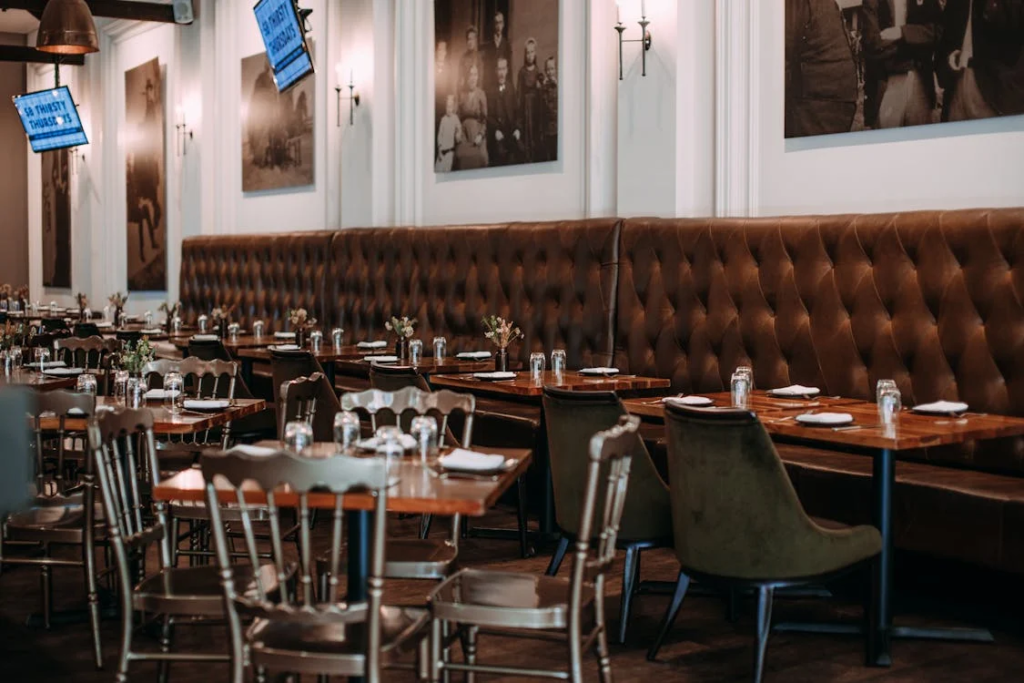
[650,403,882,682]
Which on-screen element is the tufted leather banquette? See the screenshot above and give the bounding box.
[179,207,1024,573]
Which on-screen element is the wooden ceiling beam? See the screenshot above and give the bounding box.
[0,1,179,24]
[0,43,84,65]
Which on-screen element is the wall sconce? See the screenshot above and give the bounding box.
[174,104,193,156]
[69,146,83,175]
[615,0,652,80]
[335,64,360,127]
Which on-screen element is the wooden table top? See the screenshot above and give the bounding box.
[336,356,516,376]
[1,371,77,391]
[623,392,1024,451]
[97,326,171,340]
[236,345,392,363]
[624,391,863,419]
[153,442,532,516]
[38,397,267,435]
[171,335,279,352]
[430,370,671,398]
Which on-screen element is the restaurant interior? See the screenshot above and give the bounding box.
[0,0,1023,681]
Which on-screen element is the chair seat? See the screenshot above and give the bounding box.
[134,564,279,617]
[249,606,428,674]
[5,501,105,544]
[429,568,594,630]
[384,538,458,580]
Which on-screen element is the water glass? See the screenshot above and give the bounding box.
[76,373,98,395]
[876,379,902,426]
[102,304,110,322]
[310,330,323,352]
[731,369,751,408]
[375,426,404,477]
[253,320,265,338]
[9,346,22,369]
[410,415,438,463]
[551,349,567,376]
[83,307,92,321]
[164,371,184,415]
[530,352,546,380]
[0,299,6,311]
[736,365,754,390]
[49,301,58,316]
[171,316,183,333]
[332,328,344,349]
[228,323,240,341]
[333,411,361,453]
[409,339,424,365]
[284,420,314,455]
[34,347,50,373]
[197,314,209,334]
[144,310,153,327]
[2,351,13,377]
[433,336,447,361]
[113,370,129,406]
[10,300,19,313]
[126,376,144,409]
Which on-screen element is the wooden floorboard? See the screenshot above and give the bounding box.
[2,508,1023,682]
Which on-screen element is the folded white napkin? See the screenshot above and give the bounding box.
[366,355,399,363]
[456,351,492,360]
[358,340,388,349]
[664,395,714,407]
[33,360,67,369]
[270,344,301,351]
[43,367,84,376]
[795,412,853,426]
[228,445,279,457]
[579,367,620,376]
[439,449,508,472]
[356,434,418,451]
[144,388,180,400]
[274,332,296,339]
[95,322,113,328]
[192,334,219,341]
[912,400,969,414]
[183,399,231,410]
[769,385,821,397]
[140,328,163,335]
[472,371,517,380]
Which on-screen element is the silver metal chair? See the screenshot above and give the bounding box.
[202,447,430,682]
[54,335,117,393]
[340,386,475,581]
[427,415,641,683]
[277,372,322,437]
[0,389,104,669]
[88,408,271,683]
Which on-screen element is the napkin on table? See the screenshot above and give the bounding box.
[439,449,507,472]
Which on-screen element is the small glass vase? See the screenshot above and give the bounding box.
[495,347,509,372]
[218,318,228,339]
[395,338,409,360]
[296,327,307,348]
[113,307,123,328]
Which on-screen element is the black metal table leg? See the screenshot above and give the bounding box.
[346,509,370,683]
[868,448,894,666]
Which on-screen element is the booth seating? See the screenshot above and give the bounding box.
[178,207,1024,575]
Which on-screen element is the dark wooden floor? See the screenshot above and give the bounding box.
[3,508,1023,682]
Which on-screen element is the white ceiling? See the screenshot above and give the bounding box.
[0,9,40,36]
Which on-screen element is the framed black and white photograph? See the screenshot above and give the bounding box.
[41,148,70,289]
[124,57,166,291]
[241,50,315,192]
[433,0,559,173]
[785,0,1024,139]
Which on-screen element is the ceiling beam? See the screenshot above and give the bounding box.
[0,44,84,65]
[0,1,179,24]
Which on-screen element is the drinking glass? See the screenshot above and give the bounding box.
[102,304,110,322]
[2,351,13,377]
[530,352,546,380]
[253,320,265,338]
[310,330,323,353]
[144,310,154,327]
[409,339,424,365]
[284,420,314,456]
[375,426,404,477]
[876,379,902,426]
[164,371,184,415]
[736,365,754,390]
[76,373,98,395]
[83,307,92,321]
[126,376,144,409]
[333,411,361,453]
[49,301,58,316]
[34,347,50,373]
[113,370,129,406]
[171,316,182,334]
[10,346,22,370]
[551,349,567,376]
[0,299,6,312]
[10,300,19,313]
[731,369,751,408]
[228,323,240,342]
[197,314,209,334]
[433,336,447,361]
[332,328,344,349]
[410,415,438,464]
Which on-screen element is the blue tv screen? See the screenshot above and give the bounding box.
[253,0,315,92]
[13,85,88,153]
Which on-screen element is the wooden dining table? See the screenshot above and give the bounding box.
[1,369,79,391]
[38,396,267,434]
[431,370,671,398]
[623,390,1024,666]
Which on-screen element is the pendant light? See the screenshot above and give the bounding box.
[36,0,100,55]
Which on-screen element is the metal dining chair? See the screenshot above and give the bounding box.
[188,338,278,442]
[278,372,323,437]
[54,335,118,372]
[202,447,431,683]
[542,387,673,644]
[0,389,104,669]
[142,356,239,449]
[649,403,883,682]
[271,349,341,440]
[340,386,476,582]
[88,408,272,683]
[427,415,641,683]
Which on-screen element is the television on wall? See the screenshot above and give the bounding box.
[12,85,88,153]
[253,0,315,92]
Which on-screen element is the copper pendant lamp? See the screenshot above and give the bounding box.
[36,0,100,55]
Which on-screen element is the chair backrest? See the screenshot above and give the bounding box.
[30,389,95,493]
[568,416,640,627]
[143,357,237,399]
[662,403,825,579]
[187,338,233,362]
[278,373,322,437]
[73,322,101,338]
[271,350,341,439]
[54,335,117,370]
[341,386,475,447]
[202,448,390,678]
[87,409,165,576]
[368,366,464,444]
[542,387,671,541]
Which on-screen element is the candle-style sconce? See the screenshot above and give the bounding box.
[335,65,360,127]
[175,105,193,156]
[615,1,653,80]
[69,147,83,175]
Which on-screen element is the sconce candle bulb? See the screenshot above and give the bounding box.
[335,63,360,127]
[614,1,653,80]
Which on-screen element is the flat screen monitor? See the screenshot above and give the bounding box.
[13,85,88,153]
[253,0,315,92]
